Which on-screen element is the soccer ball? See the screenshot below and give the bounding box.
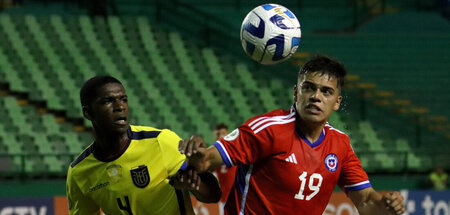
[240,4,301,65]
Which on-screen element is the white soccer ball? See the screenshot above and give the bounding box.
[240,4,301,65]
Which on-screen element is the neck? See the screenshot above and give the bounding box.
[93,128,129,161]
[296,118,326,143]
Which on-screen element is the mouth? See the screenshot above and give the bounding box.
[305,104,322,114]
[113,117,128,126]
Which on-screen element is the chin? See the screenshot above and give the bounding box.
[301,114,326,124]
[109,125,129,135]
[117,126,129,133]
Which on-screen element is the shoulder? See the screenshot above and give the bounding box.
[244,108,295,134]
[129,125,162,140]
[70,144,94,169]
[325,123,350,142]
[129,125,181,147]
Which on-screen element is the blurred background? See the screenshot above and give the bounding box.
[0,0,449,214]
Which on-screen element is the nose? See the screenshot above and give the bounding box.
[309,89,322,102]
[113,100,126,112]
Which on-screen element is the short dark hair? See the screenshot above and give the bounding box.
[80,75,122,107]
[298,55,346,89]
[214,123,228,131]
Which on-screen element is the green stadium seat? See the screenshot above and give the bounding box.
[42,115,61,134]
[359,121,385,151]
[51,16,94,77]
[17,134,38,154]
[34,133,53,154]
[0,139,8,154]
[235,63,277,116]
[63,132,84,154]
[3,97,34,134]
[374,153,396,171]
[3,134,21,154]
[10,155,25,174]
[0,47,27,92]
[395,138,410,151]
[407,153,422,171]
[43,156,65,173]
[328,113,345,130]
[0,14,446,176]
[358,154,378,172]
[29,155,48,174]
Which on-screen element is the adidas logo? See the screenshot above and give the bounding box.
[285,153,298,164]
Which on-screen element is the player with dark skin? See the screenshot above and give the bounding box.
[179,56,405,215]
[83,80,221,203]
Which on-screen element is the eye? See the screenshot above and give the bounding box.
[102,99,113,104]
[322,88,333,96]
[301,85,314,91]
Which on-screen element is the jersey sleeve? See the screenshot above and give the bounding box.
[66,167,99,215]
[158,129,186,177]
[214,123,275,167]
[338,138,372,192]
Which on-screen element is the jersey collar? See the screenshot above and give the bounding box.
[92,126,132,162]
[296,127,326,148]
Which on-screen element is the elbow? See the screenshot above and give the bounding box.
[203,189,222,203]
[211,188,222,203]
[194,187,221,203]
[204,180,222,203]
[196,172,222,203]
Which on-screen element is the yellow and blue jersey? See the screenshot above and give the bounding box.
[66,125,193,215]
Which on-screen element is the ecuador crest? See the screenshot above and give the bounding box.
[130,165,150,188]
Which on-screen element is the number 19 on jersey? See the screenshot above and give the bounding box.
[294,171,323,201]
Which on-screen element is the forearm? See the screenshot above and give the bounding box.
[349,188,403,215]
[188,146,225,173]
[190,172,222,203]
[354,191,386,215]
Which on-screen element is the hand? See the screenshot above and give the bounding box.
[383,192,405,215]
[169,169,201,191]
[179,135,207,157]
[179,136,209,172]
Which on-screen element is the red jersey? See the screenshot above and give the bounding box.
[214,105,371,215]
[216,165,238,202]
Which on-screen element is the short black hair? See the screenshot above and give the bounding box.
[298,55,346,89]
[214,123,228,131]
[80,75,122,107]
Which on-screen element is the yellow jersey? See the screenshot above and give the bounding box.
[66,125,194,215]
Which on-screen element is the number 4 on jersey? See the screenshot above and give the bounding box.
[294,171,323,201]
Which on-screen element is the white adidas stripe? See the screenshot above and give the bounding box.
[249,112,296,130]
[291,153,298,164]
[325,123,346,135]
[285,153,298,164]
[253,118,296,134]
[248,112,295,127]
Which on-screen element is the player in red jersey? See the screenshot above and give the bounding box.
[213,123,238,215]
[180,56,405,215]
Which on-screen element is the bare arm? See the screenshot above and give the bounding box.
[170,169,222,203]
[179,136,226,172]
[348,187,405,215]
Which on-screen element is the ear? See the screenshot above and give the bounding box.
[82,106,92,120]
[333,95,342,111]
